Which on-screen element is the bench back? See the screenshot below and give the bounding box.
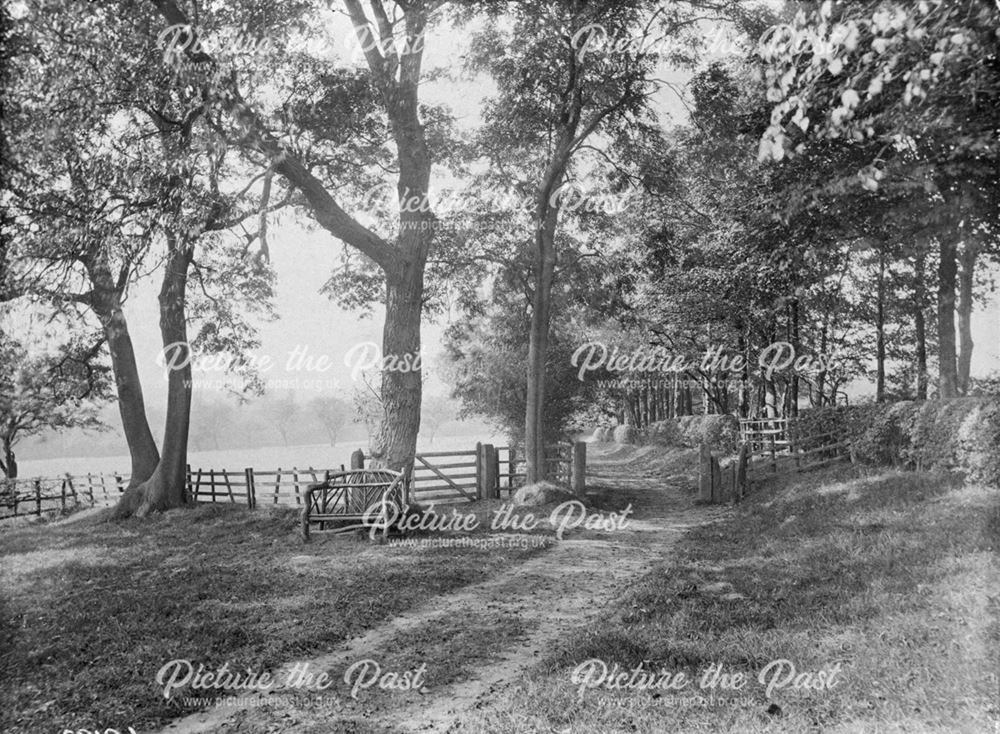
[301,469,406,538]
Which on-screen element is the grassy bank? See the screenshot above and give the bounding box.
[462,465,1000,733]
[0,504,546,733]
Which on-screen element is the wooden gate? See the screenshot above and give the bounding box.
[409,449,480,505]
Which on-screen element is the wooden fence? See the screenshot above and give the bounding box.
[698,418,852,504]
[1,441,588,520]
[0,473,131,520]
[186,465,348,508]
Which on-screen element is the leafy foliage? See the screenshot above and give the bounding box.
[0,333,111,477]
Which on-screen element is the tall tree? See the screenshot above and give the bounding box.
[759,0,1000,398]
[467,0,711,481]
[4,3,278,515]
[144,0,450,471]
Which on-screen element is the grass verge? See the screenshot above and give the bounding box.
[0,503,547,733]
[459,465,1000,733]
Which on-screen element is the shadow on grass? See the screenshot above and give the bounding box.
[0,503,548,734]
[467,466,998,734]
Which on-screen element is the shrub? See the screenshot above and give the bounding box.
[646,414,739,453]
[647,420,681,446]
[797,398,1000,485]
[696,415,740,453]
[613,425,639,444]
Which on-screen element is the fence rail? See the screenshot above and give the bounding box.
[2,441,589,522]
[697,418,852,505]
[0,473,131,520]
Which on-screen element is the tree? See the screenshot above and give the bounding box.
[309,396,350,446]
[758,0,1000,397]
[190,396,237,451]
[0,335,111,479]
[467,0,696,481]
[143,0,453,471]
[265,393,299,447]
[418,395,453,444]
[4,1,279,517]
[353,376,385,447]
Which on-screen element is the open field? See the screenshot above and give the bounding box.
[14,434,505,482]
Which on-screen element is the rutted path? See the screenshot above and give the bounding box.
[155,445,727,734]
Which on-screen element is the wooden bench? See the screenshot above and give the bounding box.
[301,469,406,540]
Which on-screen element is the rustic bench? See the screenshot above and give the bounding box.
[301,469,406,540]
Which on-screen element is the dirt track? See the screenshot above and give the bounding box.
[153,444,726,734]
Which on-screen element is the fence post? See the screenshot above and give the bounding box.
[791,427,800,470]
[736,444,749,501]
[571,441,586,496]
[482,444,498,500]
[710,456,722,503]
[60,477,67,511]
[245,468,256,509]
[404,460,413,506]
[508,446,517,490]
[475,442,484,500]
[223,470,236,504]
[65,474,77,507]
[35,479,42,516]
[698,443,713,503]
[351,449,365,470]
[492,449,500,497]
[185,464,192,503]
[769,431,777,473]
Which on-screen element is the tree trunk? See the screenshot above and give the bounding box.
[525,206,558,484]
[957,241,977,395]
[815,322,829,407]
[914,248,928,400]
[366,2,434,473]
[88,262,160,488]
[370,254,426,471]
[875,250,886,402]
[113,236,193,518]
[937,236,959,398]
[789,299,800,416]
[737,331,749,418]
[1,436,16,479]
